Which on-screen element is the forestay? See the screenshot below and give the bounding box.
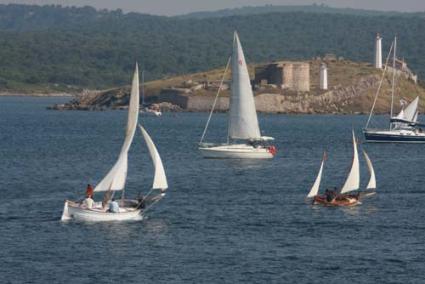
[228,31,261,140]
[340,131,360,194]
[307,153,326,198]
[139,125,168,191]
[94,64,140,192]
[363,150,376,190]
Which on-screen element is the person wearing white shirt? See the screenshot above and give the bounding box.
[83,197,94,209]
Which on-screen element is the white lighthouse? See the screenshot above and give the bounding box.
[374,33,383,69]
[320,63,328,90]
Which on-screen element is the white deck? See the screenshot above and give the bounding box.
[365,129,425,137]
[199,144,274,159]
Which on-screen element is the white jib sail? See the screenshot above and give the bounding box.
[307,153,326,198]
[228,31,261,140]
[340,131,360,194]
[139,125,168,191]
[363,150,376,190]
[403,96,419,122]
[94,64,140,192]
[413,112,418,123]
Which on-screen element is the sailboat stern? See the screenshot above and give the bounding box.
[60,200,72,221]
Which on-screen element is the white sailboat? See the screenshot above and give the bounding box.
[307,131,376,206]
[364,36,425,143]
[61,64,168,222]
[199,32,276,159]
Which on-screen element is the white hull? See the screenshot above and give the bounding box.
[199,144,274,159]
[61,201,143,222]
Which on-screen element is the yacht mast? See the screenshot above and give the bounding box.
[141,70,145,106]
[390,36,397,130]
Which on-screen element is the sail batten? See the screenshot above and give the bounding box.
[363,150,376,190]
[228,32,261,140]
[139,125,168,190]
[94,64,140,192]
[340,131,360,194]
[307,153,325,198]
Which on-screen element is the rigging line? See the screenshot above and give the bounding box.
[141,70,145,106]
[141,197,164,214]
[199,56,232,144]
[390,36,397,130]
[365,40,395,129]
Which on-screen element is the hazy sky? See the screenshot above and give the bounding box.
[1,0,425,15]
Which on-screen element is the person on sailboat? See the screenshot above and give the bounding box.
[102,189,113,209]
[325,189,336,203]
[86,184,94,198]
[82,195,94,209]
[109,198,120,213]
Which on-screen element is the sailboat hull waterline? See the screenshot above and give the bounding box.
[363,129,425,143]
[199,144,275,159]
[62,201,143,222]
[312,195,359,207]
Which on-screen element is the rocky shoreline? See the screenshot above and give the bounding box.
[46,59,425,114]
[0,92,74,97]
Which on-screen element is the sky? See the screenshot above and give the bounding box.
[1,0,425,16]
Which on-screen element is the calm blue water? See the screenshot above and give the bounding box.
[0,96,424,283]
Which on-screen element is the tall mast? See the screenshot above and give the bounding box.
[390,36,397,130]
[141,70,145,106]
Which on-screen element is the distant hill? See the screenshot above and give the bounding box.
[180,4,424,19]
[0,4,424,92]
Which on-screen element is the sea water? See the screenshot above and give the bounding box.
[0,96,424,283]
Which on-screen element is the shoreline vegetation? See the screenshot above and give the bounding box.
[47,59,425,115]
[0,4,425,91]
[0,4,424,114]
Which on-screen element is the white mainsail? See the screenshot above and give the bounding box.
[139,125,168,191]
[228,31,261,140]
[363,150,376,190]
[340,131,360,194]
[307,152,326,198]
[94,64,140,192]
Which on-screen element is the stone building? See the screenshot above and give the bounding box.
[254,61,310,92]
[395,58,418,84]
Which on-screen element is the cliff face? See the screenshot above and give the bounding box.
[50,60,425,114]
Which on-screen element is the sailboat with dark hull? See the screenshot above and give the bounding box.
[307,131,376,207]
[364,36,425,143]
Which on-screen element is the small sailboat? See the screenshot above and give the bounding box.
[307,131,376,206]
[139,70,162,117]
[199,32,276,159]
[364,36,425,143]
[61,64,168,222]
